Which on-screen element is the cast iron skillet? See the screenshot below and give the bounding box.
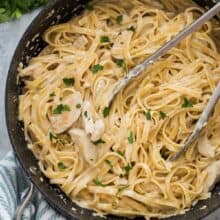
[5,0,220,219]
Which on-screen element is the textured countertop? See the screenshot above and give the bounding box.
[0,9,219,220]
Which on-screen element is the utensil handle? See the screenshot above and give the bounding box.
[14,183,35,220]
[172,82,220,160]
[109,2,220,105]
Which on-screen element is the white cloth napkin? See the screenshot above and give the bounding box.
[0,151,66,220]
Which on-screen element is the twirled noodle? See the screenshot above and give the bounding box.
[18,0,220,218]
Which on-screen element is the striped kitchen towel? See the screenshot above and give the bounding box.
[0,151,66,220]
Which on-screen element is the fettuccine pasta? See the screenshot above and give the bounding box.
[18,0,220,218]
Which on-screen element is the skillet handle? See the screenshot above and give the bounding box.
[14,183,35,220]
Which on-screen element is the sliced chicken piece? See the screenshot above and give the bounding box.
[203,161,220,193]
[82,101,105,142]
[111,30,132,60]
[63,55,75,63]
[19,63,43,79]
[197,135,215,158]
[50,92,82,134]
[99,50,111,65]
[115,177,128,185]
[69,128,97,165]
[95,79,106,96]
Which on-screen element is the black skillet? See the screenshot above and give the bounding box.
[5,0,220,219]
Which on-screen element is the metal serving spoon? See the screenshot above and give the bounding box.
[108,2,220,105]
[171,82,220,160]
[107,2,220,160]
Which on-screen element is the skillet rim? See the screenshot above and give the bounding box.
[4,0,220,219]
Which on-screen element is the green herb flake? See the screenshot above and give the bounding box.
[93,178,106,187]
[116,150,125,157]
[114,59,128,73]
[84,111,88,117]
[182,98,194,108]
[49,92,55,97]
[105,159,113,168]
[103,107,110,118]
[123,164,132,174]
[85,4,94,11]
[145,110,152,121]
[115,59,124,67]
[160,111,167,120]
[92,139,106,145]
[91,64,104,74]
[49,132,58,141]
[76,104,81,109]
[63,78,74,87]
[128,131,134,144]
[100,36,111,43]
[53,104,71,115]
[57,162,66,170]
[127,26,136,32]
[116,15,123,24]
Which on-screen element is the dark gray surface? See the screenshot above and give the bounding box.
[0,9,219,220]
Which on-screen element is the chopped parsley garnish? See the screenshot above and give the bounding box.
[63,78,74,87]
[49,92,55,97]
[49,132,67,145]
[105,159,113,168]
[116,15,123,24]
[128,131,134,144]
[53,104,71,115]
[114,59,128,73]
[127,26,136,32]
[85,4,94,11]
[84,111,88,117]
[116,150,125,157]
[103,107,110,118]
[123,164,132,174]
[160,111,167,120]
[49,132,58,141]
[93,178,106,187]
[100,36,111,43]
[76,104,81,109]
[0,0,49,23]
[182,98,194,108]
[115,59,124,67]
[57,162,66,170]
[145,110,152,121]
[91,64,104,74]
[92,139,106,145]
